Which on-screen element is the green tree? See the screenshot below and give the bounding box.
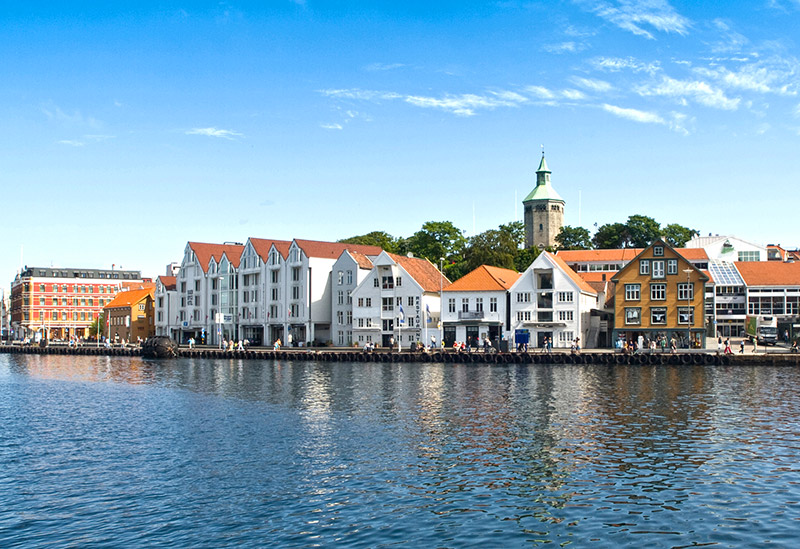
[555,225,592,250]
[592,222,630,249]
[339,231,400,253]
[626,215,661,248]
[498,221,525,248]
[89,312,106,338]
[514,246,542,272]
[662,223,698,248]
[405,221,467,264]
[463,228,518,272]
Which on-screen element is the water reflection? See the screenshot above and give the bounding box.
[3,354,800,547]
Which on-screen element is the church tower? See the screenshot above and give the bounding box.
[523,152,565,249]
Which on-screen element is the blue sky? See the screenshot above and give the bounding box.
[3,0,800,286]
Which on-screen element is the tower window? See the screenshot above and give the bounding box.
[539,223,543,231]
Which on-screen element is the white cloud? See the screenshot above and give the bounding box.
[41,101,101,128]
[694,60,798,96]
[363,62,406,71]
[185,127,244,139]
[636,75,740,110]
[570,77,614,92]
[708,19,749,53]
[320,123,343,130]
[57,139,85,147]
[319,89,402,101]
[587,0,690,39]
[562,89,587,100]
[602,103,665,124]
[525,86,556,99]
[589,56,661,74]
[542,41,589,54]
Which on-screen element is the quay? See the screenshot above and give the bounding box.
[2,344,800,366]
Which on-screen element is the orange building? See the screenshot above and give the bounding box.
[611,239,708,349]
[103,287,156,344]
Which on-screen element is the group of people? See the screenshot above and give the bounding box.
[451,336,495,353]
[618,334,678,354]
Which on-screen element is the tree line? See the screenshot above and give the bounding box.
[340,215,697,281]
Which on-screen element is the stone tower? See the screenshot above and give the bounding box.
[523,153,564,249]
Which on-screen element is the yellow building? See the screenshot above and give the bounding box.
[611,239,708,349]
[103,288,155,344]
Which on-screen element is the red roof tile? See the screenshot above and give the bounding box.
[347,251,375,270]
[157,276,176,290]
[546,252,598,295]
[250,238,292,260]
[556,247,708,263]
[295,239,383,259]
[104,288,154,309]
[444,265,520,292]
[387,253,451,293]
[735,261,800,286]
[188,242,245,273]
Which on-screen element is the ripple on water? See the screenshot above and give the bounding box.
[2,356,800,547]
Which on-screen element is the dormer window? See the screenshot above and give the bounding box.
[653,245,664,256]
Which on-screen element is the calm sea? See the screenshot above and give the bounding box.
[2,354,799,548]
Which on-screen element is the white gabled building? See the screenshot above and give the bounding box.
[351,251,449,349]
[238,238,292,346]
[687,235,767,262]
[509,252,599,349]
[330,250,379,347]
[154,274,178,339]
[441,265,521,349]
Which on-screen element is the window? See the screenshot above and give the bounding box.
[516,292,531,303]
[738,251,760,262]
[667,259,678,275]
[290,304,299,317]
[292,267,301,282]
[476,298,483,312]
[396,277,402,287]
[337,311,344,324]
[559,331,574,344]
[650,283,666,300]
[448,298,455,313]
[271,270,279,283]
[652,260,665,279]
[382,276,394,289]
[358,297,364,307]
[625,284,641,301]
[347,271,353,285]
[558,310,573,321]
[650,307,667,324]
[653,245,664,256]
[382,319,394,331]
[337,271,344,285]
[677,283,694,301]
[490,297,497,312]
[678,307,694,325]
[365,298,371,307]
[517,311,531,322]
[537,311,553,322]
[639,260,650,275]
[338,291,344,305]
[625,307,641,325]
[407,296,414,306]
[271,288,278,301]
[346,311,352,325]
[373,278,379,287]
[382,297,394,311]
[558,291,573,303]
[358,318,364,328]
[461,298,469,312]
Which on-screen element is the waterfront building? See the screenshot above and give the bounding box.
[610,239,708,348]
[441,265,520,349]
[103,287,156,343]
[154,274,178,339]
[523,153,564,249]
[330,250,379,347]
[687,234,767,262]
[173,241,245,345]
[238,238,292,346]
[9,266,143,341]
[736,261,800,339]
[509,252,599,349]
[351,251,449,349]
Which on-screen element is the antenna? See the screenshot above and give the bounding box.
[578,189,582,226]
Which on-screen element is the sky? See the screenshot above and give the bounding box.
[2,0,800,288]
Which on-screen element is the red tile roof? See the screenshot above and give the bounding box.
[556,247,708,263]
[157,276,176,290]
[188,242,245,273]
[444,265,521,292]
[546,252,598,295]
[347,251,375,270]
[295,239,383,259]
[387,253,451,293]
[735,261,800,286]
[121,281,156,291]
[250,238,292,260]
[104,288,154,310]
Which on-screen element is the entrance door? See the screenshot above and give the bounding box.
[382,333,394,348]
[537,331,552,349]
[466,326,479,348]
[444,326,456,347]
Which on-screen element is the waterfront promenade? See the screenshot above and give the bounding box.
[2,341,798,366]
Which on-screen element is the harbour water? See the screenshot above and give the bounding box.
[2,354,799,547]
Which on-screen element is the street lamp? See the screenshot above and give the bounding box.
[683,268,693,350]
[439,257,445,348]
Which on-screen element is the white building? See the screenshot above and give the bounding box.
[351,251,449,349]
[441,265,520,349]
[687,235,766,262]
[154,274,178,339]
[509,252,599,349]
[238,238,292,346]
[330,250,379,347]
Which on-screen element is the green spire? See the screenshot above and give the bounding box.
[523,152,563,203]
